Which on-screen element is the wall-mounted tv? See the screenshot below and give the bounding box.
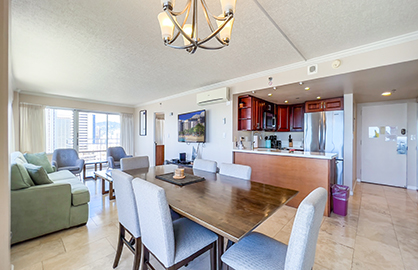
[178,109,206,143]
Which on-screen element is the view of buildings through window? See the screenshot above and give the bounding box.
[46,108,121,161]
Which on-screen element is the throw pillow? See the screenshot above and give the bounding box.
[24,152,55,173]
[10,163,32,190]
[24,164,53,185]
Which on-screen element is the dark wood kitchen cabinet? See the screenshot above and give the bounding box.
[238,95,263,131]
[290,104,304,131]
[305,97,344,113]
[276,105,290,132]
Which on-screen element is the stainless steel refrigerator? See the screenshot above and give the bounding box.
[304,111,344,185]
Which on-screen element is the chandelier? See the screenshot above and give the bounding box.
[157,0,236,54]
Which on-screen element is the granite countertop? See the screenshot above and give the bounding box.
[233,149,338,160]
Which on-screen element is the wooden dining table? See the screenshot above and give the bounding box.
[124,164,298,269]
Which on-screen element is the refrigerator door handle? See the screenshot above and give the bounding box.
[322,114,327,151]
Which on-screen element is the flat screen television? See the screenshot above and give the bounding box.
[178,109,206,143]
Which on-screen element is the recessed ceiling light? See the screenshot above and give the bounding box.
[268,93,272,96]
[317,96,321,99]
[273,87,276,90]
[252,91,255,94]
[382,92,392,96]
[284,100,288,103]
[305,87,310,91]
[299,82,303,85]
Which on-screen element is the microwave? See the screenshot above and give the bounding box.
[263,111,276,130]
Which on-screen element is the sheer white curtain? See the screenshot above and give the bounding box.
[120,113,134,155]
[20,103,45,153]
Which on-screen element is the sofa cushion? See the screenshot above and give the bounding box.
[53,179,90,206]
[48,170,76,182]
[11,152,28,164]
[11,163,33,190]
[24,152,55,173]
[24,164,54,185]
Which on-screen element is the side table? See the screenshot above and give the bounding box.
[83,160,108,181]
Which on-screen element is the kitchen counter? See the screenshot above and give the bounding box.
[233,149,337,160]
[233,150,336,216]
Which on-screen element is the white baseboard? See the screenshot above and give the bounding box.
[407,185,417,190]
[11,265,14,270]
[357,179,361,182]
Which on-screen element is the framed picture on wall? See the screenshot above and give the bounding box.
[140,110,147,136]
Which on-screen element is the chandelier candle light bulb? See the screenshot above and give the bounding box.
[157,0,237,54]
[158,12,175,41]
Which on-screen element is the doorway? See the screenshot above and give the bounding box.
[361,103,407,187]
[155,113,165,166]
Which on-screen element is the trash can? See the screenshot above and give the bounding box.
[332,184,349,216]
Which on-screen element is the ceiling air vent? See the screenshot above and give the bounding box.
[307,64,318,75]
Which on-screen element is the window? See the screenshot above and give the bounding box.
[45,108,121,161]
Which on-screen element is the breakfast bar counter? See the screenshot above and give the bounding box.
[233,149,337,216]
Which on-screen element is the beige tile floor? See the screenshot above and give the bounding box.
[10,179,418,270]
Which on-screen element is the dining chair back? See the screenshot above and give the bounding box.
[111,170,141,269]
[219,163,252,180]
[285,187,327,269]
[121,156,150,171]
[221,187,327,270]
[132,178,218,270]
[133,178,175,267]
[193,159,217,173]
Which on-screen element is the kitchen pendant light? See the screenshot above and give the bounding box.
[158,0,236,54]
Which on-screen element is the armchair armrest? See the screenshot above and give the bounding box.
[75,159,85,169]
[107,156,115,169]
[51,160,58,169]
[125,155,133,158]
[11,183,72,244]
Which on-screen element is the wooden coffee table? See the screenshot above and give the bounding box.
[94,170,115,200]
[83,160,108,180]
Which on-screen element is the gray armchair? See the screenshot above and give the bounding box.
[52,148,84,175]
[107,146,132,169]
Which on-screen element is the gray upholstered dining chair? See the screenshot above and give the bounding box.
[51,148,84,175]
[107,146,132,169]
[132,178,218,270]
[221,187,327,270]
[219,163,252,180]
[192,158,218,173]
[121,156,149,171]
[111,170,142,270]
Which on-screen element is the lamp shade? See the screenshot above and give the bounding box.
[220,0,236,14]
[157,12,175,40]
[217,17,234,42]
[182,24,193,46]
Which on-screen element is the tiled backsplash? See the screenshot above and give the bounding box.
[236,131,304,149]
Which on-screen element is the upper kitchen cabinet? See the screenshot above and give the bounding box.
[290,104,304,131]
[324,97,344,111]
[305,97,344,113]
[238,95,263,131]
[277,105,290,132]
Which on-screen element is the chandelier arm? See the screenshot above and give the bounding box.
[200,0,230,21]
[166,0,191,17]
[192,0,197,40]
[165,9,195,46]
[166,2,192,45]
[165,43,196,50]
[200,1,227,44]
[196,15,233,46]
[198,44,227,50]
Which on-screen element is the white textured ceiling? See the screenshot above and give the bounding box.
[11,0,418,106]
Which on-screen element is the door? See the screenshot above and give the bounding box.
[361,104,407,187]
[155,113,165,166]
[290,104,304,131]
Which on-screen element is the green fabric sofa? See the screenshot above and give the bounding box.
[11,152,90,244]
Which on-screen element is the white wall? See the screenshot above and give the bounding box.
[0,0,11,268]
[356,99,417,189]
[135,93,233,166]
[344,94,354,192]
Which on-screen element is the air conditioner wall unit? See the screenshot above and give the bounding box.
[196,87,230,106]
